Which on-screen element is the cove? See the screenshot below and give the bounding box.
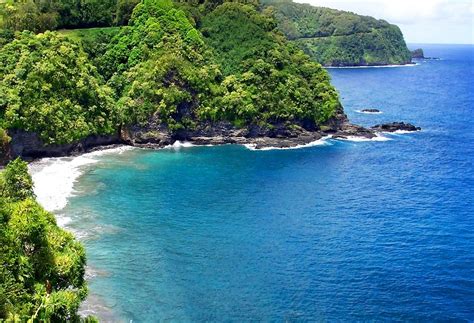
[33,44,474,321]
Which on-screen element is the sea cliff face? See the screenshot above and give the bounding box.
[2,109,421,163]
[263,0,413,66]
[7,129,122,160]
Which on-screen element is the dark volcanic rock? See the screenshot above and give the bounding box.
[331,123,376,139]
[8,129,122,160]
[371,122,421,132]
[3,104,421,163]
[361,108,381,113]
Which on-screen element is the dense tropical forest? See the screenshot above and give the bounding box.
[0,158,92,321]
[0,0,339,154]
[262,0,412,66]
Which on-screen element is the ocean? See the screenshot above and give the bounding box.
[30,44,474,321]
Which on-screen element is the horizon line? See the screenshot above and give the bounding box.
[407,42,474,46]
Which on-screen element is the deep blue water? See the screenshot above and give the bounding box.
[63,44,474,321]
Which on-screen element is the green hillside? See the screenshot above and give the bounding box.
[262,0,412,66]
[0,0,339,154]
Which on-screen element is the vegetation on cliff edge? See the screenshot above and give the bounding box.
[0,0,340,147]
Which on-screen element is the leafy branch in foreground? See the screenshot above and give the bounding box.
[0,158,93,322]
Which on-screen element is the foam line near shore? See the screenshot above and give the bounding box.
[334,134,392,142]
[28,132,397,214]
[29,146,134,215]
[244,136,332,151]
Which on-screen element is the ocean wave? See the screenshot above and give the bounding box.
[29,146,134,214]
[79,293,118,322]
[385,129,420,134]
[244,137,332,151]
[165,140,196,149]
[335,134,392,142]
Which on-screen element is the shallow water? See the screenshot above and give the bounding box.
[34,44,474,321]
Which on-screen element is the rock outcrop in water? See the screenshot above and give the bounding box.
[411,48,425,59]
[371,122,421,132]
[361,109,381,113]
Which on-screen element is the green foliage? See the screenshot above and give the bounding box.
[104,0,221,127]
[264,0,412,66]
[0,0,59,34]
[101,0,338,128]
[58,27,122,60]
[0,0,340,140]
[0,158,34,200]
[0,128,10,161]
[115,0,141,25]
[0,0,139,32]
[0,29,15,48]
[201,2,276,75]
[0,159,87,321]
[200,2,339,125]
[0,31,118,144]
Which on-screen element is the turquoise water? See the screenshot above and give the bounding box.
[60,45,473,321]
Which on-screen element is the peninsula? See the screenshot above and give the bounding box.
[0,0,418,163]
[262,0,413,67]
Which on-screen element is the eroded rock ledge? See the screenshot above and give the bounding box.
[4,113,421,162]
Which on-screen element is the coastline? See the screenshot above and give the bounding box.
[27,124,419,322]
[13,119,422,164]
[28,126,417,215]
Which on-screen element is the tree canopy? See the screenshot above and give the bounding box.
[262,0,412,66]
[0,0,140,32]
[0,158,90,321]
[0,0,341,146]
[0,31,118,144]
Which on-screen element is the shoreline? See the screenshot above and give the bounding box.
[28,127,418,214]
[15,120,422,164]
[27,126,419,322]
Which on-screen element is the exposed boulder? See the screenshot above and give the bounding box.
[371,122,421,132]
[361,108,381,113]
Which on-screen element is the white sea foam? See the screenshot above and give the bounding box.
[325,63,419,69]
[386,129,420,134]
[165,140,197,149]
[244,136,332,151]
[335,134,392,142]
[355,110,383,114]
[29,146,134,214]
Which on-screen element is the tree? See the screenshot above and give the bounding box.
[0,32,118,145]
[1,158,34,201]
[0,158,90,321]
